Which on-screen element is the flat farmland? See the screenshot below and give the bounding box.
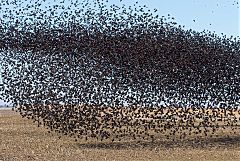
[0,109,240,161]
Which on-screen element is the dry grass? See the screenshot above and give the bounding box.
[0,109,240,161]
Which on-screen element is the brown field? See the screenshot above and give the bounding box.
[0,109,240,161]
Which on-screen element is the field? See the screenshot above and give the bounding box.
[0,109,240,161]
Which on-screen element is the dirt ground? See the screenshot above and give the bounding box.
[0,109,240,161]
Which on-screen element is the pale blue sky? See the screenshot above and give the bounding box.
[0,0,239,106]
[0,0,239,37]
[114,0,239,37]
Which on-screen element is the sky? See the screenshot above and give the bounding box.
[0,0,239,106]
[113,0,239,38]
[0,0,239,37]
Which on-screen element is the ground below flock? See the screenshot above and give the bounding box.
[0,109,239,161]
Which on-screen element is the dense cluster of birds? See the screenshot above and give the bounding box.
[0,0,239,142]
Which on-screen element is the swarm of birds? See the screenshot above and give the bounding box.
[0,0,239,142]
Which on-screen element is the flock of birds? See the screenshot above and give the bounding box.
[0,0,240,142]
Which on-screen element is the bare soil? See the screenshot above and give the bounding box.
[0,109,239,161]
